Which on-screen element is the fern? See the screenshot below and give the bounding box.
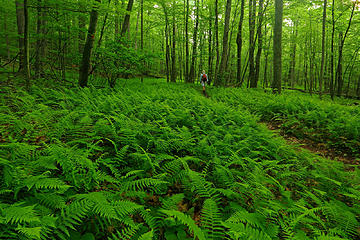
[161,210,206,240]
[201,199,223,239]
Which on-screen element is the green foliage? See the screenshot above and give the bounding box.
[0,79,359,239]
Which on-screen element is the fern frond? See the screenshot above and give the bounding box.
[161,209,206,240]
[200,199,223,239]
[3,204,40,225]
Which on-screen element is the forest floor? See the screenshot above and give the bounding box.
[0,78,359,240]
[263,121,359,166]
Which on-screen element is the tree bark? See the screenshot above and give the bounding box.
[24,0,30,90]
[185,0,190,82]
[319,0,327,98]
[15,0,25,72]
[272,0,283,93]
[335,3,355,97]
[4,12,11,62]
[140,0,144,82]
[330,0,335,100]
[253,0,265,88]
[216,0,232,86]
[114,0,120,38]
[121,0,134,36]
[171,1,176,83]
[189,0,199,83]
[236,0,245,85]
[208,3,213,83]
[288,20,297,88]
[79,0,101,87]
[163,3,170,83]
[78,2,86,54]
[248,0,256,88]
[214,0,220,83]
[35,0,43,77]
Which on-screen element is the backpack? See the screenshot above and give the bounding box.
[201,74,207,82]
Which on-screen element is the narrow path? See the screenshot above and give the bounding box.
[263,121,359,166]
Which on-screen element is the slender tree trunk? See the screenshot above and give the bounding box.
[208,4,213,83]
[140,0,144,82]
[330,0,335,100]
[79,0,101,87]
[24,0,30,90]
[15,0,25,72]
[336,32,343,96]
[78,3,86,54]
[4,12,11,62]
[185,0,190,82]
[263,23,270,88]
[248,0,256,87]
[253,0,264,88]
[121,0,134,36]
[216,0,232,86]
[357,75,360,97]
[115,0,120,38]
[288,21,297,88]
[319,0,327,98]
[35,0,43,77]
[189,0,199,83]
[335,3,355,97]
[272,0,283,93]
[236,0,245,85]
[163,3,170,82]
[214,0,220,82]
[134,9,140,49]
[171,1,176,83]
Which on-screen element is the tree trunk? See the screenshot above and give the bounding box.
[272,0,283,93]
[171,1,176,83]
[185,0,190,83]
[236,0,245,85]
[216,0,232,86]
[121,0,134,36]
[330,0,335,100]
[335,3,355,97]
[288,21,297,88]
[208,3,213,84]
[357,75,360,97]
[115,0,120,38]
[78,3,86,54]
[319,0,327,98]
[140,0,144,82]
[248,0,256,88]
[253,0,265,88]
[35,0,43,77]
[134,8,140,49]
[79,0,101,87]
[163,3,170,83]
[15,0,25,72]
[214,0,220,83]
[336,32,343,96]
[189,0,199,83]
[24,0,30,90]
[4,12,11,62]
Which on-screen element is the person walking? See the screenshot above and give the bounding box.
[199,70,208,96]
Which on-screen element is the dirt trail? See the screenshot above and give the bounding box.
[263,121,359,166]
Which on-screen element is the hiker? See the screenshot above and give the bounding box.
[199,70,208,95]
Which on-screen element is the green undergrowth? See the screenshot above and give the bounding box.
[0,79,359,239]
[211,88,360,158]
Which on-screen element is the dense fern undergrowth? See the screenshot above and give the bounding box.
[0,79,359,240]
[211,88,360,158]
